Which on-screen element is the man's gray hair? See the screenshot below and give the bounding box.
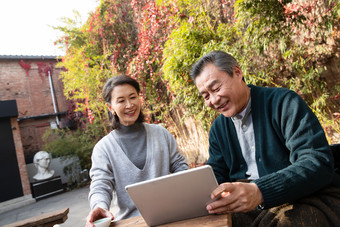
[190,50,239,82]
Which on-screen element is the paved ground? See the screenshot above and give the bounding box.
[0,185,111,227]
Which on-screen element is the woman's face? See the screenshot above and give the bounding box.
[107,84,141,126]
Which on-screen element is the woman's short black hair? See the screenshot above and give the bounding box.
[102,75,144,129]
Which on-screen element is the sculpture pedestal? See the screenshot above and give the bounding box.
[31,176,64,200]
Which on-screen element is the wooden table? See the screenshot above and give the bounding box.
[110,213,232,227]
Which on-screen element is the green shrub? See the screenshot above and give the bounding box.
[42,118,107,171]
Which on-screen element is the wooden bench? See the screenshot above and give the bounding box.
[3,208,69,227]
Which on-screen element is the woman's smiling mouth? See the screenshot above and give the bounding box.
[126,110,136,116]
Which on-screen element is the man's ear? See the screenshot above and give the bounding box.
[233,65,243,81]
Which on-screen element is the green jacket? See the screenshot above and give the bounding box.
[207,85,340,209]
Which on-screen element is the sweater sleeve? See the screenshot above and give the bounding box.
[253,90,334,208]
[88,142,115,211]
[159,125,188,173]
[207,123,230,184]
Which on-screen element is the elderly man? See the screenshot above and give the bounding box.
[190,50,340,226]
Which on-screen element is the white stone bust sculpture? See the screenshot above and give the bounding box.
[33,151,55,181]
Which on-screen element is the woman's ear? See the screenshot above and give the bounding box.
[106,103,116,115]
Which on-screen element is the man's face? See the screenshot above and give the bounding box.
[195,63,248,118]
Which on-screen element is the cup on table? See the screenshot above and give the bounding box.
[93,217,112,227]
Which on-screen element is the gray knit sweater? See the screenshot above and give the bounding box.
[88,123,188,220]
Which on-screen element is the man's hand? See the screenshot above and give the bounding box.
[206,182,263,214]
[86,207,114,227]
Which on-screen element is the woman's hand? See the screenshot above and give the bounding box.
[86,207,114,227]
[206,182,263,214]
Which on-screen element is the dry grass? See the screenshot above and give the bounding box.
[163,107,209,167]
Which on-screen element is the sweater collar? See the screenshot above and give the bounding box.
[232,88,252,122]
[115,122,144,135]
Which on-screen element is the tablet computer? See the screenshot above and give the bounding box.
[125,165,218,226]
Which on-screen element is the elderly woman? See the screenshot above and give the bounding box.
[86,75,188,226]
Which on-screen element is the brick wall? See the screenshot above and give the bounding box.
[0,57,69,163]
[0,56,71,206]
[10,117,31,195]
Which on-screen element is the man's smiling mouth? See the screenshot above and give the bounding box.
[216,101,229,111]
